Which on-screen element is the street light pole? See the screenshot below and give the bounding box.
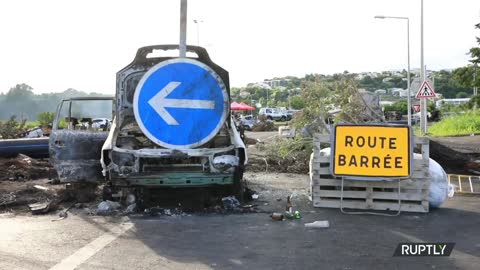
[193,19,203,46]
[266,88,269,107]
[375,15,411,126]
[420,0,427,135]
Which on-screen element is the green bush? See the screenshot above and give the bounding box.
[383,100,408,115]
[0,115,27,139]
[25,121,40,129]
[37,112,55,127]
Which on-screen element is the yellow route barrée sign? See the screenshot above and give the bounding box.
[332,125,411,178]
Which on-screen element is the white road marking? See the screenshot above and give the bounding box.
[49,223,133,270]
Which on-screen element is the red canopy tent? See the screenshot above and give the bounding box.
[231,101,255,111]
[230,101,243,110]
[239,102,255,111]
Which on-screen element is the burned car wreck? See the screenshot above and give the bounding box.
[51,45,247,201]
[102,45,247,198]
[49,97,114,182]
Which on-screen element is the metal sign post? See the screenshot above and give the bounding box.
[179,0,187,58]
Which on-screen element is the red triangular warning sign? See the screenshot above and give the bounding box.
[415,80,436,98]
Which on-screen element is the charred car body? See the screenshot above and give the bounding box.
[50,97,114,182]
[50,45,247,200]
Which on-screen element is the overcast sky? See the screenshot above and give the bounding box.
[0,0,479,94]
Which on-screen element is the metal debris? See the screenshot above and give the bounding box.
[29,201,56,215]
[222,196,240,210]
[304,221,330,229]
[34,185,49,191]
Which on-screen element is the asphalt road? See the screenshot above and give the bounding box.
[1,172,479,270]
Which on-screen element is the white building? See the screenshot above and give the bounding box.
[435,98,471,108]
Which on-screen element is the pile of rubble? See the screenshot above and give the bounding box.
[0,154,54,181]
[248,151,311,174]
[0,153,66,215]
[0,180,66,213]
[93,193,258,217]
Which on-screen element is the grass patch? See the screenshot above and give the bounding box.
[428,110,480,137]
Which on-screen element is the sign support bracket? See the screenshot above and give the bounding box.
[339,177,402,216]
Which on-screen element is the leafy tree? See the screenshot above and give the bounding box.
[289,96,305,109]
[294,76,332,131]
[456,92,469,98]
[452,22,480,92]
[1,84,38,120]
[5,83,34,100]
[0,84,110,121]
[452,66,479,91]
[469,22,480,64]
[435,69,471,98]
[466,95,480,109]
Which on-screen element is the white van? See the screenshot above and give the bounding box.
[259,108,287,121]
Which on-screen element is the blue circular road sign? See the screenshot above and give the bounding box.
[133,58,228,149]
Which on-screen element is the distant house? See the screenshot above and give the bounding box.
[389,88,414,97]
[263,79,290,88]
[390,88,404,96]
[249,82,271,89]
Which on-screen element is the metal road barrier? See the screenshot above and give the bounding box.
[448,174,480,194]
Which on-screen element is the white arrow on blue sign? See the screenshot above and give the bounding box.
[133,58,228,149]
